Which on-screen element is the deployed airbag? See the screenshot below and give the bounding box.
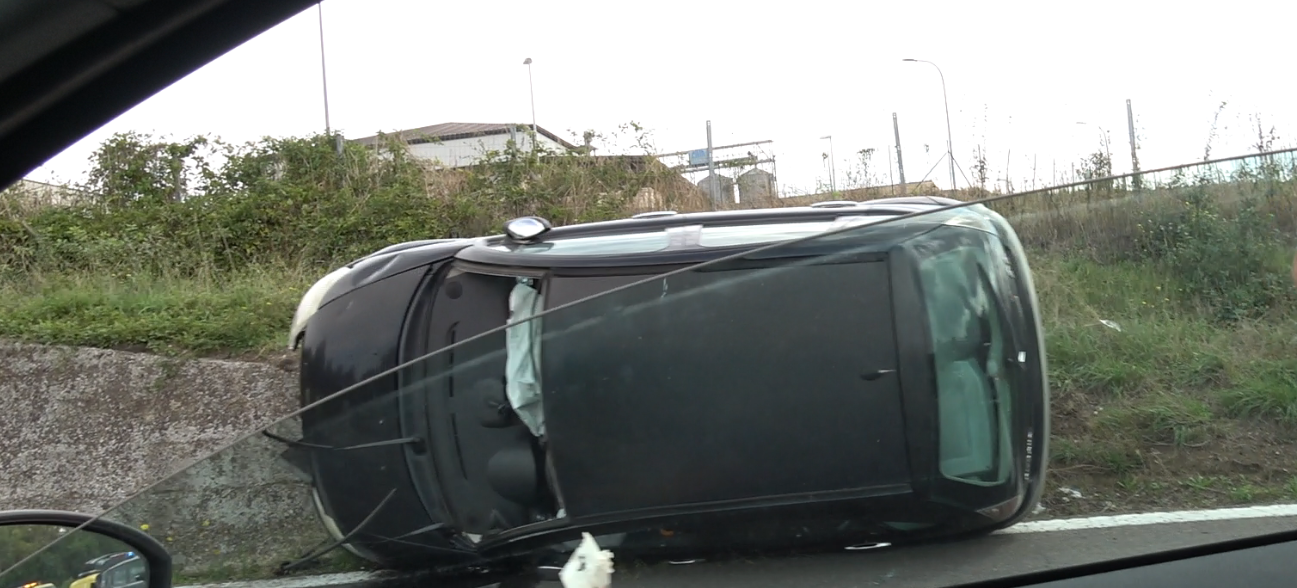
[506,278,545,437]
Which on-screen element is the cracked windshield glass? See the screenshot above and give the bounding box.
[4,1,1297,587]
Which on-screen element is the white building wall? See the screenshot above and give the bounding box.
[406,132,570,168]
[3,179,86,211]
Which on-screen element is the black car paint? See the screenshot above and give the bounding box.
[315,240,473,314]
[402,265,545,536]
[540,255,910,516]
[300,262,466,567]
[295,199,1049,571]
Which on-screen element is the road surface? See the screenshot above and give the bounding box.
[186,505,1297,588]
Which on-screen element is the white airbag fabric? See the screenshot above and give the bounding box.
[506,278,545,437]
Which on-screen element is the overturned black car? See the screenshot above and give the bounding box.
[283,196,1050,574]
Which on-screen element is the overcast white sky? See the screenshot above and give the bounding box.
[23,0,1297,194]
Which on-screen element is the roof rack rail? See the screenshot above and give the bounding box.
[809,200,860,209]
[631,210,680,219]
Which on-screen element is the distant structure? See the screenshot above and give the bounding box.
[657,136,778,205]
[696,173,735,203]
[349,122,579,168]
[737,168,778,202]
[2,178,86,211]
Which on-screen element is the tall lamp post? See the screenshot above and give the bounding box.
[902,58,956,192]
[522,57,537,150]
[820,135,837,194]
[317,2,331,135]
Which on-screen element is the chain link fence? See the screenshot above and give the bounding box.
[983,147,1297,261]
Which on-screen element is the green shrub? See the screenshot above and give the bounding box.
[0,130,703,279]
[1134,181,1290,320]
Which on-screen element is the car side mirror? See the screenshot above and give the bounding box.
[0,510,172,588]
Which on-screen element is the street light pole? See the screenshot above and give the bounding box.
[821,135,837,194]
[522,58,537,150]
[317,2,331,136]
[903,58,956,192]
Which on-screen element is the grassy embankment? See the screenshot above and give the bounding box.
[5,131,1297,518]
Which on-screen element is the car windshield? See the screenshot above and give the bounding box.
[4,2,1297,588]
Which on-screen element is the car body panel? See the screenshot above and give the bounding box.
[318,240,472,310]
[299,264,461,566]
[295,198,1051,568]
[404,264,546,536]
[540,254,910,517]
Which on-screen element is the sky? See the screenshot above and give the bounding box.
[22,0,1297,195]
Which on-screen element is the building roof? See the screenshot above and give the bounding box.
[349,122,579,150]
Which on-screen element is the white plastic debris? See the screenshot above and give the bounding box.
[1097,319,1122,332]
[559,532,615,588]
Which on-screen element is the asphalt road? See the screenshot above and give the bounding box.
[598,516,1297,588]
[186,511,1297,588]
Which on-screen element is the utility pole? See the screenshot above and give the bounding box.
[821,135,837,194]
[1126,98,1140,189]
[523,58,537,151]
[706,120,720,207]
[893,112,907,195]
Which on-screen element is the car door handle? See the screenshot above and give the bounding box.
[860,369,896,381]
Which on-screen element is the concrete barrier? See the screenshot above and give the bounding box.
[0,341,331,576]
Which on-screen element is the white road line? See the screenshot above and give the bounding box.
[999,503,1297,534]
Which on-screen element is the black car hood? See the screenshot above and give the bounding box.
[319,239,474,310]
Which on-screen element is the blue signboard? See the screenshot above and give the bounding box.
[688,149,708,166]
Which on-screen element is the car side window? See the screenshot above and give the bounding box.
[917,234,1015,486]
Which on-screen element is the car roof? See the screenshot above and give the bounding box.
[0,0,316,188]
[83,552,134,569]
[530,196,960,237]
[343,196,970,270]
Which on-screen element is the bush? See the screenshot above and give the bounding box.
[1134,180,1291,320]
[0,130,707,279]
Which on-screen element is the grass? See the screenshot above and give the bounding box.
[1031,251,1297,517]
[0,267,310,357]
[5,245,1297,520]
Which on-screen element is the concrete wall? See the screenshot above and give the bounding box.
[0,341,330,576]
